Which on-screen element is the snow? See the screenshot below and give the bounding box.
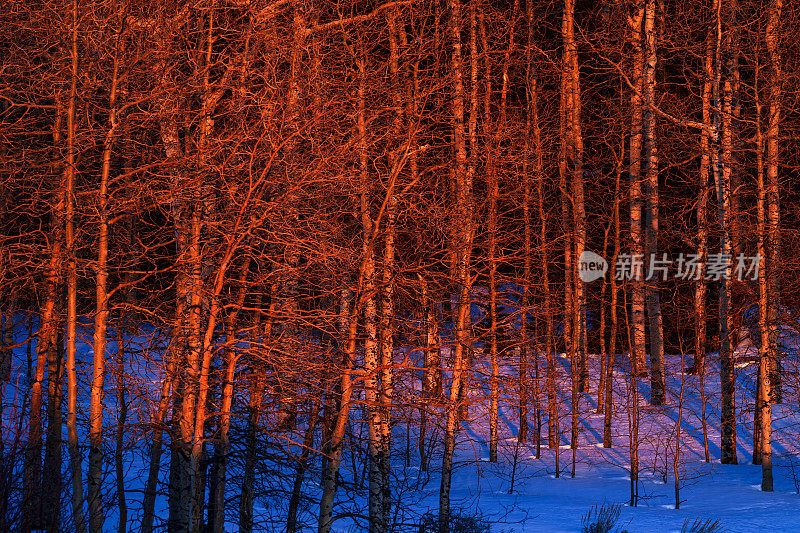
[3,317,800,532]
[375,346,800,532]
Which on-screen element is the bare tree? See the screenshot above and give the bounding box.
[643,0,665,406]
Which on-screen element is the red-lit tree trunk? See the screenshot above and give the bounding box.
[712,0,737,465]
[439,0,474,528]
[210,259,250,533]
[88,16,123,533]
[563,0,584,478]
[628,3,647,378]
[759,0,783,490]
[23,59,66,533]
[643,0,665,406]
[64,1,86,530]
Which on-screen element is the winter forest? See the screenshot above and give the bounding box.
[1,0,800,531]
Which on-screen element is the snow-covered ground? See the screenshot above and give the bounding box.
[4,318,800,532]
[394,349,800,533]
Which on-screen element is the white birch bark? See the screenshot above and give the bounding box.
[643,0,665,405]
[88,17,123,533]
[628,4,647,376]
[64,1,86,530]
[439,0,473,528]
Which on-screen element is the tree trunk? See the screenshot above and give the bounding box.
[628,4,647,376]
[140,347,176,533]
[42,328,64,533]
[210,260,250,533]
[673,359,686,509]
[496,0,518,443]
[759,322,773,491]
[378,173,396,533]
[318,45,398,532]
[236,292,271,533]
[317,256,371,533]
[765,0,783,405]
[169,377,192,533]
[558,0,573,367]
[604,148,621,448]
[238,410,258,533]
[643,0,665,406]
[713,0,737,465]
[88,171,110,533]
[626,296,640,506]
[755,85,771,488]
[488,140,499,460]
[563,0,583,478]
[115,329,128,533]
[380,13,402,514]
[529,49,555,449]
[88,18,123,532]
[0,300,13,383]
[188,227,248,533]
[64,1,86,530]
[186,7,227,530]
[0,312,28,532]
[560,82,573,368]
[598,223,610,415]
[439,0,473,528]
[693,32,713,463]
[760,0,783,488]
[418,281,430,471]
[354,52,386,533]
[23,65,67,533]
[287,401,320,533]
[567,0,587,395]
[161,83,192,532]
[422,277,442,400]
[485,2,500,459]
[523,0,544,452]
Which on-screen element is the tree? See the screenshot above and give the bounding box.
[438,0,475,528]
[643,0,665,406]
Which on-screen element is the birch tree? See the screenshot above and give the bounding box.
[439,0,474,527]
[642,0,665,405]
[628,3,648,380]
[64,1,86,530]
[759,0,784,491]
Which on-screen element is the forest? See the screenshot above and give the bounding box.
[1,0,799,531]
